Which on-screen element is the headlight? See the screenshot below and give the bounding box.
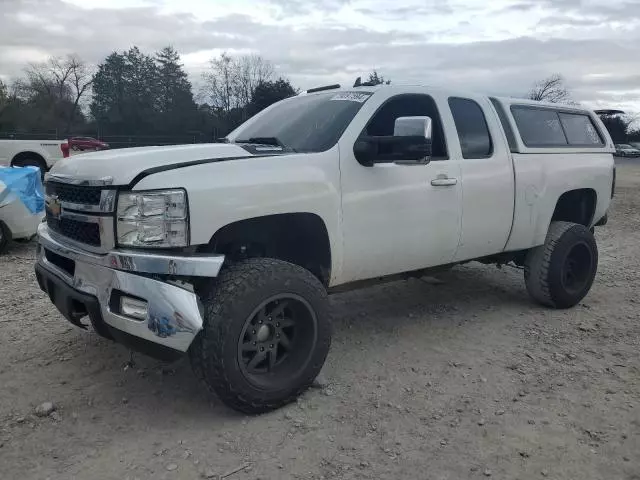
[116,189,189,247]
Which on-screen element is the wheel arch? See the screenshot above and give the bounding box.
[11,151,47,169]
[200,212,332,286]
[551,188,598,227]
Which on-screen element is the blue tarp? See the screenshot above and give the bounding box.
[0,166,45,214]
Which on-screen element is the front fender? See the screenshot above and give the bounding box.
[133,148,344,284]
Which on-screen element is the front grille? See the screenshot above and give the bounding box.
[47,212,101,247]
[46,182,102,205]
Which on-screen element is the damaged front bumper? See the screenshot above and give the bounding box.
[34,223,225,358]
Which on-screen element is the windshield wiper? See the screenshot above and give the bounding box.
[234,137,296,152]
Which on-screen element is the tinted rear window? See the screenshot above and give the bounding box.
[511,106,605,148]
[511,106,567,147]
[448,97,493,158]
[558,113,603,145]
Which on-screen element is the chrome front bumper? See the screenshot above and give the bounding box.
[35,223,225,354]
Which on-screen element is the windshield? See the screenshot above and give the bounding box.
[229,91,373,153]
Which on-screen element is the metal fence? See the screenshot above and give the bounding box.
[0,131,60,140]
[0,131,220,148]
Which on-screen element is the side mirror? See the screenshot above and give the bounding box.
[394,116,432,137]
[393,116,433,165]
[354,116,433,166]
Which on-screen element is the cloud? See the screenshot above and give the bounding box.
[356,3,455,18]
[267,0,352,15]
[0,0,639,113]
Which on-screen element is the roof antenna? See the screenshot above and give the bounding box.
[353,77,362,87]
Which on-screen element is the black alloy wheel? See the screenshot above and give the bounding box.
[238,294,318,389]
[560,242,593,295]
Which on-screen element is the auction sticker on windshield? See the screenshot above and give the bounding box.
[330,92,372,103]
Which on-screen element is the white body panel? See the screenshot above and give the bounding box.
[0,189,44,239]
[44,85,616,288]
[133,148,345,285]
[505,153,612,251]
[448,95,515,262]
[50,143,253,184]
[492,96,614,251]
[0,140,68,168]
[337,87,463,283]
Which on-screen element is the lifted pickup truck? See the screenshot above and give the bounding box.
[35,85,615,413]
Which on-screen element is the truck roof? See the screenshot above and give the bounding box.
[301,84,592,114]
[491,96,589,112]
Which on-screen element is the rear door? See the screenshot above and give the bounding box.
[447,96,515,261]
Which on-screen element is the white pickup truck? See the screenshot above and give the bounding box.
[0,139,70,175]
[34,84,615,413]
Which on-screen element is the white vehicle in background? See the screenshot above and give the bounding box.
[0,139,70,176]
[35,84,615,413]
[0,166,45,253]
[615,143,640,158]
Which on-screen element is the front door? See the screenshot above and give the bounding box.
[338,93,462,284]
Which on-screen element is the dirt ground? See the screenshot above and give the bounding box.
[1,162,639,480]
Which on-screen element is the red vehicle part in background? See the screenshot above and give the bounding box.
[69,137,109,152]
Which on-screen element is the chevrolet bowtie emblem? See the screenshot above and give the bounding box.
[47,195,62,219]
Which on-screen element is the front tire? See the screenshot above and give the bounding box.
[524,221,598,309]
[190,258,331,414]
[0,221,10,254]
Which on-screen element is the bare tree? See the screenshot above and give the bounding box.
[202,53,236,115]
[21,57,71,102]
[234,54,274,108]
[65,56,94,133]
[202,52,274,118]
[528,74,571,104]
[0,79,9,119]
[0,79,7,109]
[17,55,93,133]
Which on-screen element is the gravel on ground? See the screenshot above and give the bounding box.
[1,162,639,480]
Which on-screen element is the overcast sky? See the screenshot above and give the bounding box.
[1,0,639,113]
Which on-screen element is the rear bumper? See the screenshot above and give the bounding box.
[35,223,225,356]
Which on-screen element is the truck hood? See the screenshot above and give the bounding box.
[48,143,264,186]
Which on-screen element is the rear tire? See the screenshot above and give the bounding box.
[524,221,598,309]
[12,157,47,181]
[190,258,331,414]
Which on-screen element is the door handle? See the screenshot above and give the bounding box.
[431,177,458,186]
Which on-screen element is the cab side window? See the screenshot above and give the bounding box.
[449,97,493,158]
[362,94,448,159]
